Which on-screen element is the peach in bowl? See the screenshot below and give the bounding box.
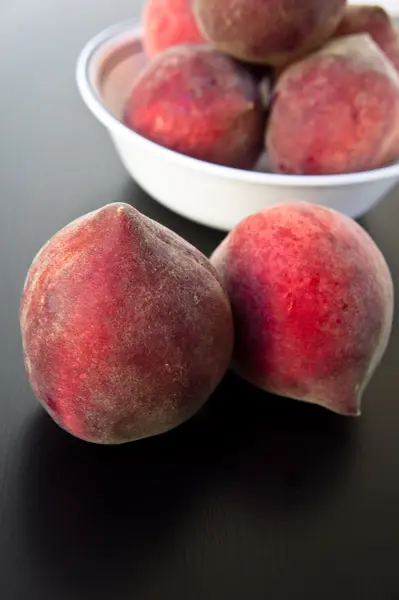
[76,19,399,231]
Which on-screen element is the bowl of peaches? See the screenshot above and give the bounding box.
[77,1,399,230]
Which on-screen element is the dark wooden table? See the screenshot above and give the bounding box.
[1,2,399,599]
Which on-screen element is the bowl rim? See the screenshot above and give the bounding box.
[76,18,399,188]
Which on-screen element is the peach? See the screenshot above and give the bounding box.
[20,203,234,444]
[334,5,399,72]
[124,45,264,169]
[267,35,399,175]
[193,0,346,66]
[211,202,394,416]
[143,0,205,59]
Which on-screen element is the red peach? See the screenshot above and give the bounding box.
[211,202,394,416]
[193,0,347,66]
[124,45,264,169]
[334,5,399,72]
[267,34,399,175]
[20,203,233,444]
[143,0,205,59]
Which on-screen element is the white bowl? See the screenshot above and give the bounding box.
[76,19,399,231]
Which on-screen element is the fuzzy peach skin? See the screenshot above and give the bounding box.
[143,0,205,58]
[267,35,399,175]
[211,202,394,416]
[20,203,234,444]
[193,0,346,66]
[123,45,264,169]
[333,5,399,72]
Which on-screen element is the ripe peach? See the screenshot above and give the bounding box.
[334,5,399,72]
[193,0,346,66]
[124,45,264,169]
[267,35,399,175]
[20,203,234,444]
[143,0,205,59]
[211,202,394,416]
